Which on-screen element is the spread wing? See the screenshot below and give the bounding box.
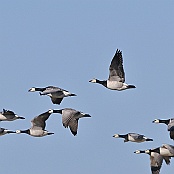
[151,166,160,174]
[150,153,163,174]
[2,109,16,119]
[43,86,68,94]
[31,111,51,129]
[62,109,80,136]
[62,109,77,127]
[168,119,174,131]
[68,118,79,136]
[51,97,63,104]
[163,156,171,165]
[165,144,174,154]
[41,86,61,94]
[0,128,5,133]
[129,133,143,140]
[3,109,15,115]
[109,49,125,82]
[170,131,174,140]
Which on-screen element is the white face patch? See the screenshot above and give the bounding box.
[48,109,53,114]
[153,119,160,123]
[145,150,150,154]
[135,150,141,154]
[16,130,21,134]
[113,134,119,138]
[89,78,97,83]
[29,88,36,92]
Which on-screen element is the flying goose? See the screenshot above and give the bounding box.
[0,109,25,121]
[16,110,54,137]
[153,118,174,140]
[134,149,171,174]
[147,144,174,157]
[52,108,91,136]
[89,49,136,90]
[0,128,16,136]
[28,86,76,105]
[113,133,153,143]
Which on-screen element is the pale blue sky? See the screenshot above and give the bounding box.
[0,1,174,174]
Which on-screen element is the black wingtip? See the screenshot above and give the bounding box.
[51,98,63,105]
[72,131,77,136]
[116,49,122,54]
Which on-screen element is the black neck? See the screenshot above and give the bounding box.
[119,134,128,140]
[52,109,63,114]
[150,148,160,154]
[139,150,146,154]
[134,150,146,154]
[159,119,170,125]
[20,129,30,134]
[35,88,46,92]
[96,79,107,87]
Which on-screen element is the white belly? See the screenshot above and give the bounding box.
[47,91,69,98]
[107,81,123,90]
[30,129,44,137]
